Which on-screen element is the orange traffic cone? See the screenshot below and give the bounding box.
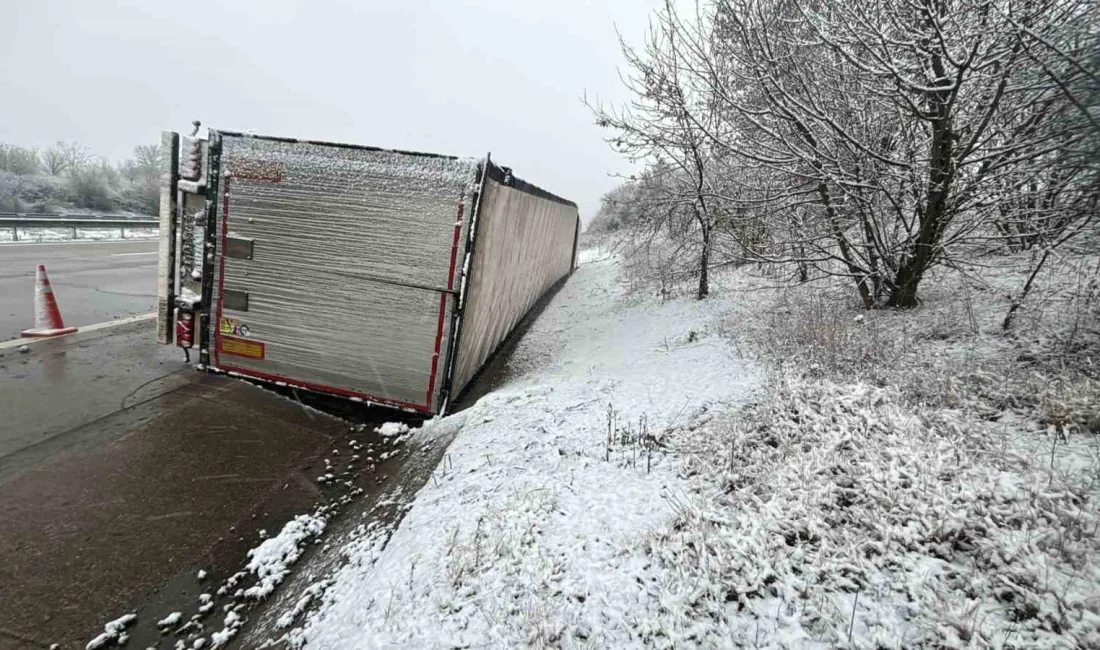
[21,265,78,337]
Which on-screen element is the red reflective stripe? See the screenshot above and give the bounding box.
[425,291,448,408]
[218,362,432,413]
[425,201,464,408]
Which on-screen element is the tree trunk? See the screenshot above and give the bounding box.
[887,48,956,309]
[817,181,874,309]
[888,132,955,305]
[697,218,710,299]
[853,163,885,303]
[1003,248,1051,330]
[888,267,921,308]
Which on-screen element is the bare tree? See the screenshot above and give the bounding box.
[993,0,1100,328]
[41,141,91,177]
[132,144,162,175]
[587,2,724,299]
[0,144,41,175]
[594,0,1098,320]
[663,0,1098,308]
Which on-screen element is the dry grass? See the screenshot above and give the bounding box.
[625,249,1100,647]
[714,252,1100,435]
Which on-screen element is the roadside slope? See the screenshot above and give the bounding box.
[274,250,759,647]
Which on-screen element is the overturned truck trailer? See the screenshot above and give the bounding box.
[156,130,580,414]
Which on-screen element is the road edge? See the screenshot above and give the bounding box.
[0,313,156,350]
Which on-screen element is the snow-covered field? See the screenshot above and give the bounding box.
[254,247,1098,648]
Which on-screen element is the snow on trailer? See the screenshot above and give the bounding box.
[157,130,580,414]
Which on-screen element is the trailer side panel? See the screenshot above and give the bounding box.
[450,170,579,397]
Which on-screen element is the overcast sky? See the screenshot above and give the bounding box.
[0,0,657,220]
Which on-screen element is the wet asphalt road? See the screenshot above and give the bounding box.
[0,240,159,341]
[0,322,401,649]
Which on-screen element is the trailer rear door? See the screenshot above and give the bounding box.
[207,133,475,413]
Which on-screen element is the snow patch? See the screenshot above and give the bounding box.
[85,613,136,650]
[275,579,333,630]
[156,611,182,628]
[375,421,410,437]
[242,513,326,600]
[210,610,244,647]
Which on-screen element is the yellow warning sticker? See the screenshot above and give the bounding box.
[220,317,239,335]
[219,335,265,360]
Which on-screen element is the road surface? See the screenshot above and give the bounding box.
[0,322,425,649]
[0,240,159,340]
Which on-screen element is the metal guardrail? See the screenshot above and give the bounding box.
[0,213,158,227]
[0,213,158,242]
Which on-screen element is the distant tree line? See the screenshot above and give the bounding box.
[0,140,163,214]
[588,0,1099,314]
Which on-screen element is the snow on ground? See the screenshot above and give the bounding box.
[2,227,73,243]
[236,514,327,601]
[0,226,158,244]
[375,422,410,437]
[209,610,244,647]
[163,512,330,647]
[84,613,136,649]
[157,611,183,628]
[656,376,1099,647]
[123,227,159,239]
[280,253,759,647]
[642,255,1100,648]
[256,246,1098,648]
